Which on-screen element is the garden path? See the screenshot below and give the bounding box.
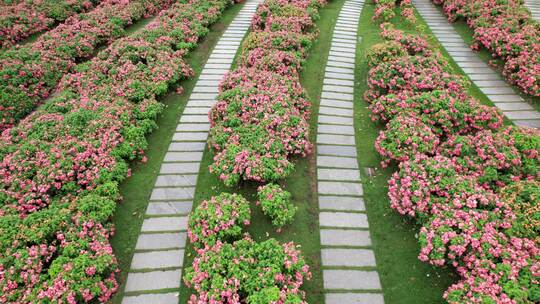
[119,1,261,302]
[414,0,540,129]
[525,0,540,20]
[316,1,385,303]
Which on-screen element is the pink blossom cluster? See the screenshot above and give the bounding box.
[0,0,233,302]
[208,0,326,186]
[432,0,540,97]
[0,0,175,131]
[184,237,312,304]
[373,0,417,24]
[0,0,98,48]
[366,17,540,303]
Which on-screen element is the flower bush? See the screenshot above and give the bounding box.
[373,0,416,24]
[432,0,540,97]
[0,0,233,301]
[257,183,297,229]
[184,237,311,304]
[0,0,99,48]
[208,0,325,186]
[188,193,251,248]
[0,0,175,131]
[367,3,540,302]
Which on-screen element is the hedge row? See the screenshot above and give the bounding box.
[433,0,540,97]
[0,0,175,131]
[367,4,540,302]
[0,0,99,48]
[0,0,233,302]
[207,0,326,186]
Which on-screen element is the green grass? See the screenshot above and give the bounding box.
[353,3,459,304]
[177,1,345,303]
[109,3,246,303]
[427,2,540,113]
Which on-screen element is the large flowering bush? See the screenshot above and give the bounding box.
[0,0,233,302]
[256,183,297,230]
[0,0,175,131]
[208,0,325,186]
[366,5,540,303]
[184,237,311,304]
[432,0,540,97]
[0,0,99,48]
[188,193,251,248]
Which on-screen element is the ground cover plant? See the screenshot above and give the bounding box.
[0,0,176,131]
[183,0,327,302]
[0,0,99,48]
[0,0,235,302]
[432,0,540,98]
[367,1,540,302]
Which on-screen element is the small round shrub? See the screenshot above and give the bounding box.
[257,183,297,230]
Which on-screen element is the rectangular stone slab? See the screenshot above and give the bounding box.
[124,270,181,292]
[122,293,179,304]
[317,144,357,157]
[131,249,185,270]
[317,156,358,169]
[317,134,355,145]
[318,168,360,181]
[318,124,355,135]
[135,232,187,250]
[146,201,193,216]
[323,269,381,290]
[318,181,363,196]
[155,174,198,187]
[141,216,188,232]
[319,195,365,211]
[325,293,384,304]
[319,212,368,228]
[320,229,371,246]
[163,152,204,163]
[160,163,200,174]
[168,142,206,152]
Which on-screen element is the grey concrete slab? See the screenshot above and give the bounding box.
[318,181,363,196]
[150,187,195,201]
[318,144,357,157]
[131,249,184,270]
[181,107,211,115]
[323,270,381,290]
[322,91,354,101]
[122,293,179,304]
[319,106,354,117]
[319,195,365,211]
[504,111,540,120]
[124,270,181,292]
[155,174,198,187]
[135,232,187,250]
[318,114,354,125]
[318,124,355,135]
[172,132,208,141]
[325,293,384,304]
[168,141,206,152]
[176,123,210,132]
[160,162,200,174]
[479,87,516,95]
[318,134,355,145]
[141,216,188,232]
[320,99,353,109]
[180,115,209,123]
[319,212,369,228]
[146,201,193,216]
[494,102,533,111]
[318,168,360,181]
[320,229,371,246]
[322,248,376,267]
[163,152,204,163]
[489,95,523,102]
[326,60,355,69]
[323,84,354,93]
[318,155,358,169]
[326,66,354,75]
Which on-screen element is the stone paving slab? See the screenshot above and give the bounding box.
[317,156,358,169]
[183,107,211,115]
[318,181,363,196]
[504,111,540,120]
[515,119,540,128]
[325,293,384,304]
[319,106,354,117]
[494,102,534,111]
[163,152,204,163]
[488,95,523,102]
[155,174,198,187]
[328,53,355,63]
[135,232,187,250]
[323,84,354,93]
[176,123,210,132]
[323,270,381,290]
[146,201,193,215]
[319,211,369,228]
[172,132,208,141]
[322,91,354,101]
[320,229,371,246]
[141,216,188,232]
[122,293,179,304]
[322,248,376,267]
[180,115,209,123]
[319,195,365,211]
[150,187,195,201]
[318,134,355,145]
[160,162,200,174]
[318,144,358,157]
[131,249,185,270]
[168,141,206,152]
[320,99,353,109]
[318,114,354,125]
[124,270,182,292]
[318,124,355,135]
[318,168,360,181]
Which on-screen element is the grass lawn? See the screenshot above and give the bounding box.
[427,2,540,113]
[352,3,459,303]
[177,0,345,303]
[109,2,246,303]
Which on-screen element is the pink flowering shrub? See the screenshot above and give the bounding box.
[0,0,99,48]
[0,0,175,131]
[208,0,325,186]
[432,0,540,97]
[257,183,297,230]
[184,237,311,304]
[373,0,416,24]
[367,8,540,302]
[188,193,251,248]
[0,0,233,302]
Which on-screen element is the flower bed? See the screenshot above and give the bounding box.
[208,0,326,186]
[432,0,540,97]
[0,0,233,302]
[0,0,99,48]
[0,0,175,131]
[366,13,540,303]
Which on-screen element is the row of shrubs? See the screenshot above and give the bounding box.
[0,0,99,48]
[0,0,175,131]
[369,2,540,302]
[183,0,326,302]
[0,0,233,302]
[433,0,540,97]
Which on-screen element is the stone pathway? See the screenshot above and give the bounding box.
[317,1,384,303]
[525,0,540,20]
[120,1,261,303]
[414,0,540,129]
